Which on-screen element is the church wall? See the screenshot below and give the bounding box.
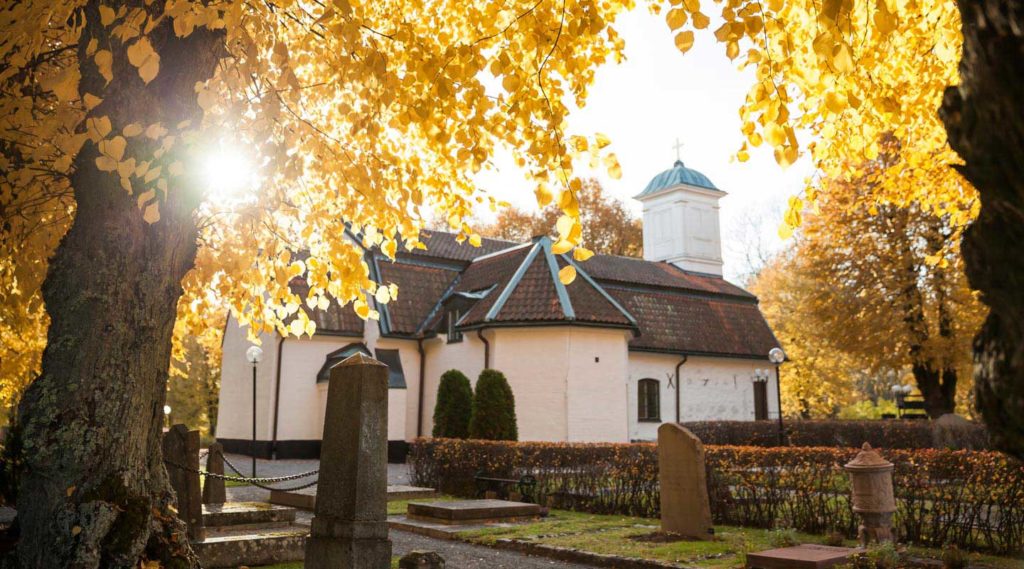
[491,327,571,442]
[216,316,279,442]
[626,352,779,441]
[564,327,631,443]
[363,323,418,441]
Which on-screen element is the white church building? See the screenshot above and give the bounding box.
[216,160,782,460]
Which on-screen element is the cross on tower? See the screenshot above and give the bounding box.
[673,138,685,163]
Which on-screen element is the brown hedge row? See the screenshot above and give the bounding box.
[679,420,990,450]
[408,438,1024,554]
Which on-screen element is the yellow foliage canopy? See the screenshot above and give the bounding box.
[0,0,971,410]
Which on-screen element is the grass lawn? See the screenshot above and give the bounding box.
[456,509,1024,569]
[250,498,1024,569]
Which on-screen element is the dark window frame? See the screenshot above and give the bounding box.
[446,308,463,343]
[638,378,661,422]
[753,380,769,421]
[374,348,407,389]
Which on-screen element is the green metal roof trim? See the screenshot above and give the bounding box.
[635,160,719,198]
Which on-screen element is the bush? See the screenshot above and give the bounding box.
[409,438,1024,554]
[469,369,517,441]
[680,419,990,450]
[432,369,473,439]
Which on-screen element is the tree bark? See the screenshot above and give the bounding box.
[13,3,224,567]
[941,1,1024,458]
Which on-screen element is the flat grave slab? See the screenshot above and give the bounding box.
[746,544,864,569]
[407,499,542,525]
[202,501,296,527]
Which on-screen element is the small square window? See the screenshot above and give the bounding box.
[446,309,463,343]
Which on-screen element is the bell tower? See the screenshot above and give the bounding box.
[634,156,726,276]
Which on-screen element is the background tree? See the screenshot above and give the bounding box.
[797,173,984,418]
[166,335,221,441]
[432,369,473,439]
[469,369,518,441]
[479,178,643,257]
[752,161,985,419]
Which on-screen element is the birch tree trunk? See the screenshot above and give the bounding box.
[13,3,223,567]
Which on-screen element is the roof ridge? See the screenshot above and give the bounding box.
[540,238,575,320]
[484,241,543,322]
[558,253,638,329]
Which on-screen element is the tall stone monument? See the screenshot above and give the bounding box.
[305,353,393,569]
[657,423,713,538]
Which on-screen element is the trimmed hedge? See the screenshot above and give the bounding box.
[409,438,1024,554]
[680,419,990,450]
[432,369,473,439]
[469,369,517,441]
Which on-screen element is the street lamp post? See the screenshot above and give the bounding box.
[163,404,172,430]
[768,347,786,446]
[246,345,263,477]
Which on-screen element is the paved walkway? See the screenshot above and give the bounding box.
[391,529,595,569]
[217,455,594,567]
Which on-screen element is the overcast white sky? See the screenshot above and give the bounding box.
[472,8,815,282]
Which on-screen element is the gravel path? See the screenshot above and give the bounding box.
[390,529,596,569]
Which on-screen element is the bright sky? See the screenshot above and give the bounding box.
[473,7,815,282]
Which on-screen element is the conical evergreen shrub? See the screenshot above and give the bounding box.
[431,369,473,439]
[469,369,518,440]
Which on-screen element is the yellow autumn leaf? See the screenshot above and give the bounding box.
[71,526,81,536]
[594,133,611,149]
[143,202,160,224]
[95,156,118,172]
[551,239,574,255]
[98,5,116,26]
[123,123,143,137]
[98,136,126,161]
[778,223,794,239]
[94,50,113,83]
[666,8,688,30]
[573,247,594,262]
[558,265,577,285]
[674,31,695,54]
[126,38,160,84]
[468,234,482,247]
[374,285,391,304]
[692,12,710,29]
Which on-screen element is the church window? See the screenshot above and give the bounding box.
[446,308,463,343]
[316,343,371,382]
[374,349,407,389]
[638,378,660,422]
[753,380,769,420]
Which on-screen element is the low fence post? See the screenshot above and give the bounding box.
[202,442,226,505]
[305,353,392,568]
[162,424,205,541]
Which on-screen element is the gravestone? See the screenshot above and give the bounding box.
[163,424,205,541]
[657,423,713,538]
[305,353,392,569]
[746,544,863,568]
[202,442,226,505]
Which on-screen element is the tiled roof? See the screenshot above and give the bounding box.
[377,261,460,335]
[605,285,778,358]
[402,229,516,263]
[291,280,364,336]
[580,254,754,298]
[303,230,778,358]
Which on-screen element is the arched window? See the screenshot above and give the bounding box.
[638,378,660,422]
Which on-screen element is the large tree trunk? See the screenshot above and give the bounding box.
[13,3,223,567]
[941,1,1024,458]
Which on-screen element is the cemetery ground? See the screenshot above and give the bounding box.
[242,500,1024,569]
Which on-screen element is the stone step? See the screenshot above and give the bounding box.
[201,501,297,527]
[193,525,308,569]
